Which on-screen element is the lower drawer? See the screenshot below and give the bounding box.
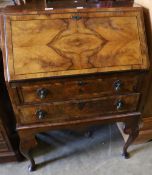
[18,94,140,124]
[0,126,9,152]
[0,131,3,141]
[0,141,9,152]
[0,122,10,153]
[0,126,5,142]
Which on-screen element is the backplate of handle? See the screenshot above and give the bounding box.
[116,100,124,110]
[36,109,47,120]
[37,88,49,99]
[113,80,123,91]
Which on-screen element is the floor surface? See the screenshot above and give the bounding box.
[0,124,152,175]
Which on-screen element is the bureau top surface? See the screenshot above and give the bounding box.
[0,3,149,82]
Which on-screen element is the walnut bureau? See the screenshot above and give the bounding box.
[0,1,150,171]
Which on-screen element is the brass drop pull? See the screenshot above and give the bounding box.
[78,102,86,110]
[72,15,82,20]
[35,109,47,120]
[116,100,124,110]
[37,88,48,99]
[113,80,123,91]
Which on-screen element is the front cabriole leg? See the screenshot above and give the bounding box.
[19,131,38,171]
[122,116,140,159]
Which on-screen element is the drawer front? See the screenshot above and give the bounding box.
[0,127,9,152]
[6,9,149,81]
[0,126,5,142]
[18,94,140,124]
[0,131,4,142]
[15,74,140,104]
[0,141,9,152]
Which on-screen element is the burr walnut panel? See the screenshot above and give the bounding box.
[1,4,149,170]
[13,73,140,105]
[18,94,140,125]
[4,9,149,81]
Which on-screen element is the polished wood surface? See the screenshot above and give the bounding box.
[0,124,9,152]
[18,94,140,124]
[0,0,150,171]
[135,0,152,143]
[118,1,152,143]
[12,73,141,104]
[3,8,149,81]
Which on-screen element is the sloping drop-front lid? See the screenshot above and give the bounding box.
[3,8,149,82]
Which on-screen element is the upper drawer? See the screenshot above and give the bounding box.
[3,8,149,81]
[13,73,141,105]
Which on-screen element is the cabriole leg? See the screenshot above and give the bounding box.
[19,133,38,172]
[122,117,139,159]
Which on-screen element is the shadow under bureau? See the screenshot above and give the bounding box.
[0,1,150,171]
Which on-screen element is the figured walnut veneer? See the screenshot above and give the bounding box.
[18,94,140,124]
[12,73,140,104]
[0,5,150,171]
[4,9,149,81]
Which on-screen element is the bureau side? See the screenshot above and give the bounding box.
[0,17,21,162]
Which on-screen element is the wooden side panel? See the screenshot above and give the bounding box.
[4,9,149,81]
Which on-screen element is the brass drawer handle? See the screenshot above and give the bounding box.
[116,100,124,110]
[113,80,123,91]
[35,109,47,120]
[72,15,82,20]
[37,88,48,99]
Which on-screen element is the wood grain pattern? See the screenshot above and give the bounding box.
[13,73,140,105]
[18,94,140,124]
[0,125,9,152]
[3,9,149,81]
[118,3,152,144]
[0,3,149,170]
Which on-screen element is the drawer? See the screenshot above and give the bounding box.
[6,9,149,81]
[0,127,9,152]
[14,74,140,104]
[0,141,9,152]
[0,131,3,142]
[0,126,5,142]
[18,94,140,124]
